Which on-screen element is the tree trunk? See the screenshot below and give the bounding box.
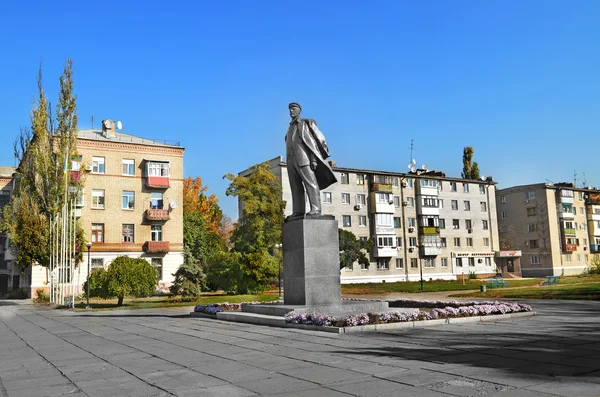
[117,296,124,306]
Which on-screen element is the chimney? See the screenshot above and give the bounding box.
[101,120,116,138]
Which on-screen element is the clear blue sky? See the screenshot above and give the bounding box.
[2,1,599,220]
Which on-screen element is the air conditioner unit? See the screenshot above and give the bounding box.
[354,204,362,210]
[408,246,415,252]
[408,226,415,233]
[401,181,407,187]
[402,201,408,206]
[524,200,529,204]
[85,165,92,171]
[584,246,588,251]
[468,228,473,233]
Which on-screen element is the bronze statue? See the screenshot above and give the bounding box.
[285,102,337,217]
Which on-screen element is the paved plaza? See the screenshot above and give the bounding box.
[0,298,599,397]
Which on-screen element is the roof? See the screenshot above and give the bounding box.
[0,166,16,178]
[77,129,183,149]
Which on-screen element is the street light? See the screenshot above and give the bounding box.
[85,242,92,309]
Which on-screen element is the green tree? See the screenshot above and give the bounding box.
[214,162,285,294]
[339,229,372,270]
[169,260,206,300]
[83,267,110,299]
[108,256,158,306]
[461,146,480,180]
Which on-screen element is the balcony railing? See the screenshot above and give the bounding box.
[419,226,440,235]
[145,209,170,221]
[563,227,576,236]
[145,176,170,188]
[372,183,393,192]
[563,243,577,252]
[144,241,170,252]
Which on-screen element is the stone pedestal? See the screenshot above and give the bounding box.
[283,216,340,306]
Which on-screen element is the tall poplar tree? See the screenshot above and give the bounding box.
[461,146,480,180]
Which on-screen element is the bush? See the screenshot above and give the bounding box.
[35,288,49,302]
[170,260,206,301]
[583,255,600,275]
[83,267,110,299]
[468,271,477,280]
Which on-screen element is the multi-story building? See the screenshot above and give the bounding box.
[241,156,502,283]
[28,120,185,297]
[0,166,22,296]
[496,182,600,277]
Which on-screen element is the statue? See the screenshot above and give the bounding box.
[285,102,337,217]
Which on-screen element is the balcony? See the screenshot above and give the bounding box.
[70,171,81,182]
[145,176,170,189]
[563,227,576,236]
[372,183,392,192]
[590,244,600,253]
[419,226,440,235]
[144,241,170,253]
[563,243,577,252]
[373,246,397,258]
[420,246,442,256]
[145,209,170,221]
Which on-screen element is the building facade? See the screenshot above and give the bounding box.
[0,166,24,297]
[29,121,185,297]
[496,183,600,277]
[243,157,502,283]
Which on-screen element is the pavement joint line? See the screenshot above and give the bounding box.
[10,309,178,397]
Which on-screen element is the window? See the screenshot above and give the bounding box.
[148,162,170,177]
[406,178,413,188]
[358,216,367,226]
[483,238,490,247]
[377,258,389,270]
[122,191,135,210]
[579,191,584,200]
[581,207,585,216]
[526,191,536,200]
[91,258,104,269]
[152,258,163,280]
[360,261,369,270]
[441,257,448,268]
[343,215,351,227]
[482,220,488,230]
[439,219,445,229]
[151,225,163,241]
[456,258,463,267]
[91,190,105,209]
[75,190,85,207]
[396,237,403,247]
[468,258,475,267]
[150,192,163,209]
[466,237,473,247]
[122,224,134,243]
[375,213,393,228]
[424,258,435,268]
[410,258,418,269]
[393,177,399,187]
[528,223,537,232]
[408,218,416,227]
[323,192,332,203]
[527,207,536,216]
[452,219,460,229]
[357,194,366,205]
[356,174,365,185]
[422,196,438,207]
[454,237,461,247]
[529,240,539,248]
[501,211,507,219]
[394,196,400,208]
[406,197,414,207]
[396,258,404,269]
[450,182,457,192]
[92,157,105,174]
[438,199,443,208]
[394,217,401,228]
[420,179,437,188]
[565,254,572,263]
[122,159,135,176]
[463,183,469,193]
[376,192,392,203]
[479,184,485,194]
[574,207,577,215]
[91,224,104,243]
[577,254,581,263]
[500,196,506,204]
[531,255,540,264]
[480,202,487,212]
[451,200,458,210]
[465,219,472,229]
[485,257,492,267]
[440,237,447,247]
[377,237,394,247]
[341,193,350,204]
[464,201,470,211]
[409,237,417,247]
[340,172,349,184]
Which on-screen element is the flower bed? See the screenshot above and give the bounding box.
[193,300,283,314]
[284,300,532,327]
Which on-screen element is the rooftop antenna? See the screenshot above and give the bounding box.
[574,170,578,187]
[91,115,94,130]
[409,139,415,165]
[583,172,587,188]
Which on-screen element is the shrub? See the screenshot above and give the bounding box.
[83,267,111,299]
[468,271,477,280]
[35,288,49,303]
[170,260,206,301]
[583,255,600,275]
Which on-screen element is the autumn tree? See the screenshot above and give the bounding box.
[461,146,480,180]
[339,229,372,270]
[211,162,285,294]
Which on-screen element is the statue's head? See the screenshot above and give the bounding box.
[289,102,302,118]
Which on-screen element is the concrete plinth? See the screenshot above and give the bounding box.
[283,216,340,306]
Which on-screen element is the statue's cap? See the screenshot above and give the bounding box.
[288,102,302,110]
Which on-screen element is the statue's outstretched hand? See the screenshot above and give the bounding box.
[310,160,317,171]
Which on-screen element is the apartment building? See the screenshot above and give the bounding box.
[0,166,22,296]
[242,157,502,283]
[28,120,185,296]
[496,183,600,277]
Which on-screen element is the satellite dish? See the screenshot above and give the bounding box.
[411,159,417,165]
[409,165,416,173]
[116,121,122,130]
[481,175,486,181]
[169,200,178,209]
[407,164,413,170]
[103,119,113,128]
[421,164,428,171]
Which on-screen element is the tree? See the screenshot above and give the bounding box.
[84,256,158,306]
[339,229,372,270]
[213,162,285,294]
[183,177,222,235]
[461,146,480,180]
[169,260,206,300]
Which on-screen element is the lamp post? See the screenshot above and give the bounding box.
[85,242,92,309]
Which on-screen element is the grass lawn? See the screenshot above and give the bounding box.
[341,278,541,295]
[69,291,281,311]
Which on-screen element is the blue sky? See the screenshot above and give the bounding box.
[1,1,599,220]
